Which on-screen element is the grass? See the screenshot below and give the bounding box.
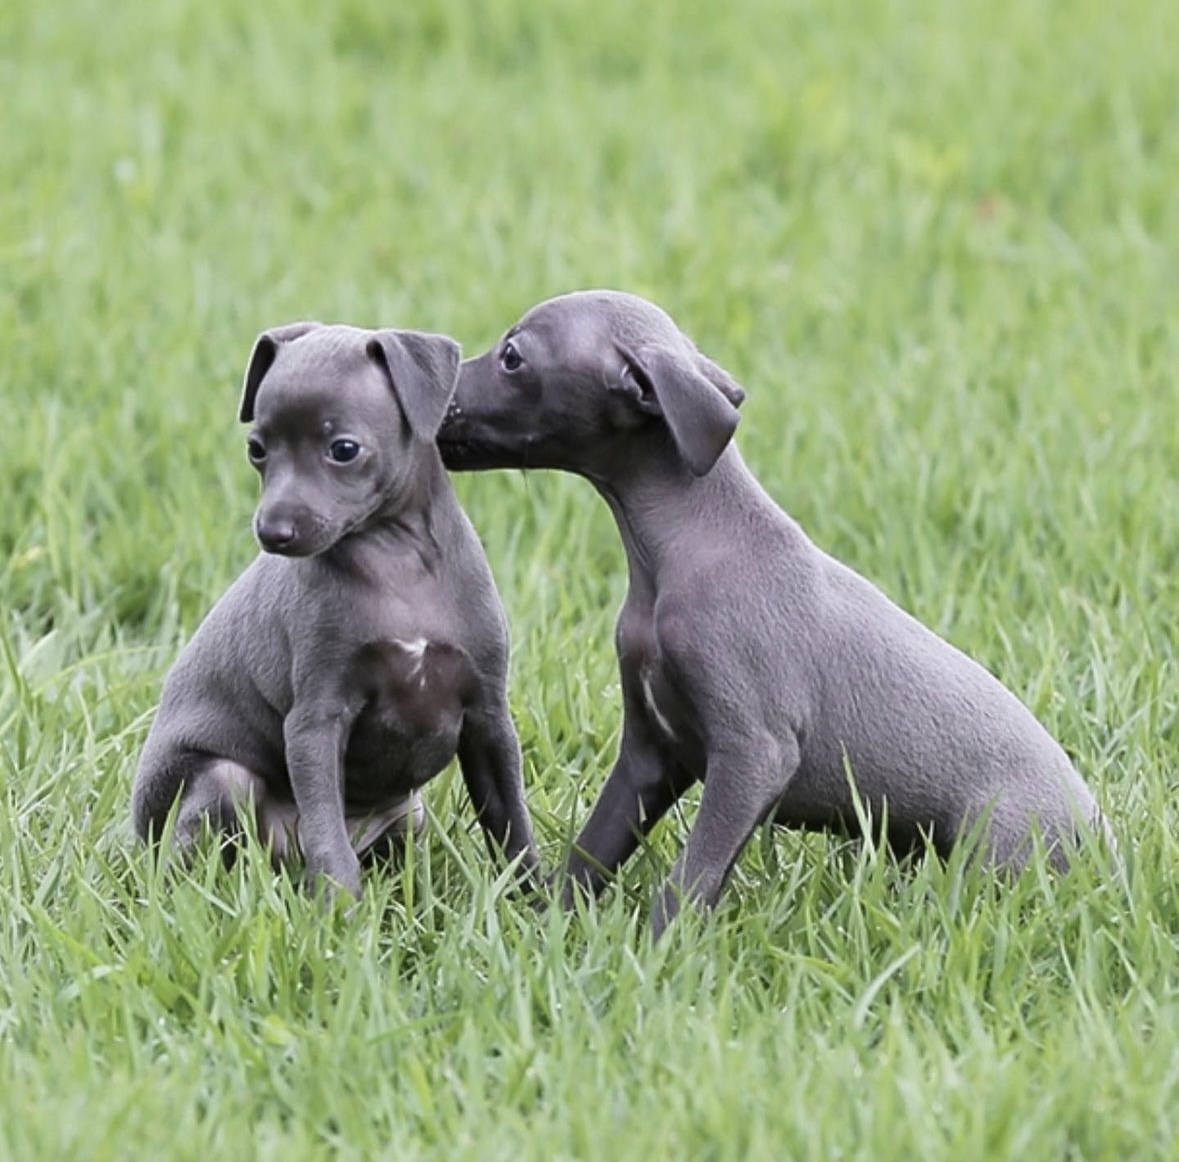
[2,0,1178,1156]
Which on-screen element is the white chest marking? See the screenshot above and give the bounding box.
[641,669,676,741]
[394,637,430,685]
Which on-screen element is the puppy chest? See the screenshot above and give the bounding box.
[619,619,697,753]
[638,663,678,741]
[633,658,706,768]
[345,638,470,771]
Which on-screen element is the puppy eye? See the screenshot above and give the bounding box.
[246,437,267,464]
[500,341,522,373]
[328,438,361,463]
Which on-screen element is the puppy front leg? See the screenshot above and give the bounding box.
[651,734,800,939]
[284,708,361,898]
[563,703,693,905]
[457,698,540,882]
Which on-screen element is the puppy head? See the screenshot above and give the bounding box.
[240,323,460,557]
[439,290,745,478]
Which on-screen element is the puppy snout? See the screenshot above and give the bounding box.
[255,515,297,553]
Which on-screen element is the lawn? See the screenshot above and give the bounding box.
[2,0,1177,1157]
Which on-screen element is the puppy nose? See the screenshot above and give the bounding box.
[256,517,296,552]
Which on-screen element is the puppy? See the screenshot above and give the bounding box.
[439,290,1109,934]
[134,322,538,896]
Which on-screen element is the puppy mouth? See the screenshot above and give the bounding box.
[436,437,478,468]
[437,409,536,470]
[258,537,321,559]
[437,404,513,469]
[437,434,517,471]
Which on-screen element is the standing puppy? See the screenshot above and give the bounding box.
[134,323,538,896]
[438,290,1108,937]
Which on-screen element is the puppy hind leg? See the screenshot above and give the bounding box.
[350,793,427,867]
[254,790,302,868]
[167,758,270,868]
[987,789,1114,876]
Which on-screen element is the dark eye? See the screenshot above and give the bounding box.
[247,437,266,464]
[328,438,361,463]
[500,341,522,373]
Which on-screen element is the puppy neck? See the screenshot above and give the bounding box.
[591,442,766,588]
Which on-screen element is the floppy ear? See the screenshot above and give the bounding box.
[366,330,462,442]
[617,344,744,475]
[239,321,323,422]
[694,351,746,409]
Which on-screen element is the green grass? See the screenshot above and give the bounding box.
[3,0,1178,1156]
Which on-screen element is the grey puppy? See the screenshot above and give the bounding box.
[439,290,1108,936]
[133,322,538,896]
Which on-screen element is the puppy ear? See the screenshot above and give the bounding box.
[366,330,462,442]
[694,351,746,409]
[239,321,323,422]
[617,344,743,476]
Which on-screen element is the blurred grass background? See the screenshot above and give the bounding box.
[1,0,1177,1157]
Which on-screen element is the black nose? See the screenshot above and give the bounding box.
[256,517,296,552]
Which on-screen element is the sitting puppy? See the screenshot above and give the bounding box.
[438,290,1110,936]
[134,322,538,896]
